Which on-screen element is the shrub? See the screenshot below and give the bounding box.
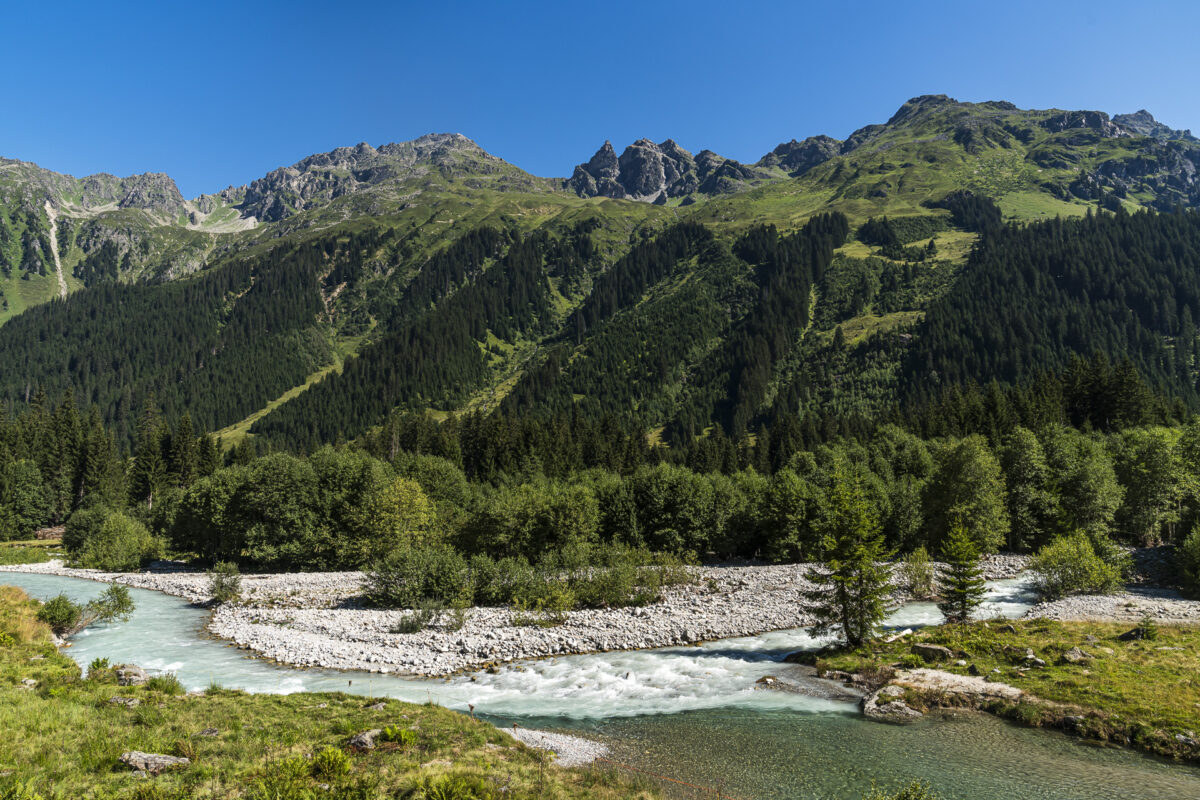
[898,653,924,670]
[208,561,243,605]
[379,726,417,748]
[1137,615,1159,641]
[146,672,185,695]
[248,755,313,800]
[862,780,942,800]
[0,632,14,648]
[38,584,134,636]
[73,512,160,571]
[310,746,351,780]
[87,657,113,680]
[1030,533,1123,600]
[414,774,497,800]
[62,505,111,554]
[1176,523,1200,596]
[898,547,935,599]
[36,594,81,634]
[363,545,469,608]
[390,598,443,634]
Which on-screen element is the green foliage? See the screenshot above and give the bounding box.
[146,672,185,695]
[803,465,894,647]
[862,779,942,800]
[35,594,80,635]
[412,773,499,800]
[364,545,470,609]
[71,511,159,571]
[379,725,417,747]
[922,435,1008,553]
[1137,615,1160,641]
[390,598,444,634]
[208,561,243,605]
[937,522,986,623]
[1176,523,1200,595]
[898,547,934,599]
[309,746,351,781]
[1030,533,1123,600]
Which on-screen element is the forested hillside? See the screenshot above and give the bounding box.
[0,95,1198,463]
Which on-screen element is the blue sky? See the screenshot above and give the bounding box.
[4,0,1198,198]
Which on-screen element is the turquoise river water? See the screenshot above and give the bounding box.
[4,572,1200,799]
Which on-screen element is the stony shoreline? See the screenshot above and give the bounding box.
[1,556,1028,677]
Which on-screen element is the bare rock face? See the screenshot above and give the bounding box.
[119,751,190,775]
[241,133,504,221]
[348,729,383,750]
[569,139,772,202]
[1113,110,1195,142]
[757,135,843,176]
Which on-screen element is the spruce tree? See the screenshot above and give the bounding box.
[803,465,893,647]
[937,521,986,623]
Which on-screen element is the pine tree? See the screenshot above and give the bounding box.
[937,520,986,623]
[129,402,167,510]
[170,412,197,487]
[803,465,893,647]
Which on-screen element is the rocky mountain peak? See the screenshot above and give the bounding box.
[569,138,773,203]
[240,132,506,222]
[1113,110,1195,142]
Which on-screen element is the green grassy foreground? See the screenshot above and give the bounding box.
[819,617,1200,761]
[0,586,656,800]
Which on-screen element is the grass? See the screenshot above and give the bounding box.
[820,617,1200,760]
[0,541,60,565]
[0,586,658,799]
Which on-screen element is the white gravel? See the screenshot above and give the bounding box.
[499,726,608,767]
[1025,587,1200,624]
[0,555,1029,677]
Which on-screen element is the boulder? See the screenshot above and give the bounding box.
[348,729,383,750]
[911,643,953,663]
[116,665,149,687]
[365,702,386,711]
[119,751,189,775]
[109,696,141,708]
[862,685,924,724]
[197,728,219,737]
[1059,647,1091,664]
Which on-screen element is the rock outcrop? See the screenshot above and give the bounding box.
[568,139,773,203]
[119,751,190,775]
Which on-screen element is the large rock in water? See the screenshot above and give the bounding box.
[120,751,189,775]
[862,685,924,724]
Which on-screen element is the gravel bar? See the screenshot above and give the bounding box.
[1,556,1029,677]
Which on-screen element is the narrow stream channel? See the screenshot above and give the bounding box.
[4,572,1199,799]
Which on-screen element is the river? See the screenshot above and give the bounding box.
[4,572,1200,799]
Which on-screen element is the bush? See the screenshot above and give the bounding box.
[1030,533,1123,600]
[36,594,81,634]
[379,726,417,748]
[146,672,185,695]
[413,773,497,800]
[310,746,351,780]
[363,545,469,608]
[63,505,110,554]
[208,561,242,605]
[1176,523,1200,595]
[862,780,941,800]
[898,547,935,599]
[390,598,443,634]
[72,512,161,571]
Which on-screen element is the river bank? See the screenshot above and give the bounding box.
[0,557,1028,677]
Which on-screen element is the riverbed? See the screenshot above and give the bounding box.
[4,572,1200,799]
